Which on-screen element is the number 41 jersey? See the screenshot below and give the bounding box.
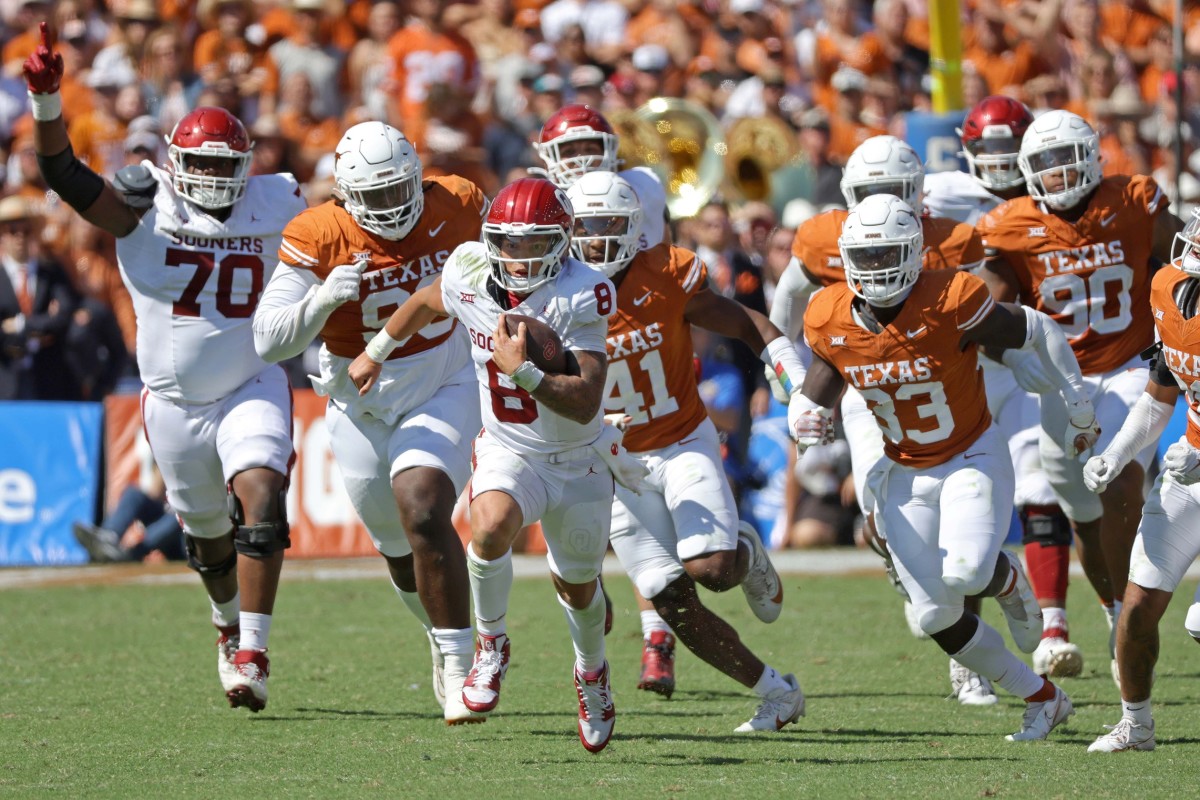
[116,163,306,403]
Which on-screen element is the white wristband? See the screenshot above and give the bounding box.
[364,328,402,362]
[762,336,805,396]
[28,90,62,122]
[511,360,545,392]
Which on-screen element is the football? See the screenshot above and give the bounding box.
[503,313,569,374]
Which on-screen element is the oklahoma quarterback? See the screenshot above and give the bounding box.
[797,195,1096,742]
[253,121,487,725]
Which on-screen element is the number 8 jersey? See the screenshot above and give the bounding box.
[979,175,1166,374]
[805,269,996,468]
[116,163,306,403]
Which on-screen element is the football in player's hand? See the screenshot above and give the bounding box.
[504,313,569,373]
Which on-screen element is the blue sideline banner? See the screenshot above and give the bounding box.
[0,402,102,566]
[905,110,967,174]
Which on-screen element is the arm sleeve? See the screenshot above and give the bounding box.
[252,266,327,363]
[769,257,818,336]
[1102,391,1175,468]
[1018,306,1089,407]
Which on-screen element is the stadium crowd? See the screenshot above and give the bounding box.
[3,0,1200,554]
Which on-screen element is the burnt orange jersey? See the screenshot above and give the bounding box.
[1151,267,1200,449]
[603,244,710,452]
[806,269,996,468]
[791,210,984,286]
[979,175,1167,374]
[279,175,486,360]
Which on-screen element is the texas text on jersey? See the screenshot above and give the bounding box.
[1152,267,1200,449]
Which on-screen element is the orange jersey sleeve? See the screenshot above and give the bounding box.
[921,216,986,272]
[279,176,486,360]
[790,209,849,287]
[1151,267,1200,449]
[806,270,995,468]
[605,244,711,452]
[978,176,1165,374]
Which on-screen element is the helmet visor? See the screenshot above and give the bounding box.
[1026,143,1081,174]
[843,244,903,272]
[847,180,907,206]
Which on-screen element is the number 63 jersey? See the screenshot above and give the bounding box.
[116,163,306,403]
[805,269,996,468]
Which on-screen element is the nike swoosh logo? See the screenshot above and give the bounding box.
[679,437,697,445]
[428,221,447,237]
[964,452,985,459]
[633,291,652,306]
[1100,212,1118,227]
[906,326,927,338]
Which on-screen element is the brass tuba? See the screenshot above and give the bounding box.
[724,115,799,204]
[625,98,727,219]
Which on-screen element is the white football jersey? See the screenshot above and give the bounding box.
[620,166,667,249]
[922,169,1003,226]
[116,164,306,403]
[440,241,614,456]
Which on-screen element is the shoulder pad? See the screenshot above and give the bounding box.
[112,165,158,210]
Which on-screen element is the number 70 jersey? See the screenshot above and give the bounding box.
[115,164,306,403]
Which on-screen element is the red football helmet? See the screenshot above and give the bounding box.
[534,104,619,189]
[167,107,253,209]
[958,96,1033,191]
[483,177,574,293]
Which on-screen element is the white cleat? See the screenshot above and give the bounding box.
[428,630,446,710]
[995,552,1043,653]
[1087,717,1155,752]
[738,523,783,623]
[949,659,997,706]
[575,662,615,753]
[226,649,270,713]
[904,600,930,640]
[1032,636,1083,678]
[215,623,240,693]
[735,673,805,732]
[442,652,486,725]
[1006,686,1074,741]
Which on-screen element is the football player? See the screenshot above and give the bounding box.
[769,135,998,704]
[798,194,1095,741]
[925,97,1085,680]
[1081,208,1200,752]
[349,178,637,753]
[24,25,305,711]
[567,171,806,732]
[979,109,1186,685]
[252,121,487,724]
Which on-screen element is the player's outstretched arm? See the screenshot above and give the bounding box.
[493,314,606,425]
[254,260,366,362]
[791,355,843,455]
[23,23,139,238]
[768,257,819,335]
[349,277,447,394]
[1084,378,1178,493]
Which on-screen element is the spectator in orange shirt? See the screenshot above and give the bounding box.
[276,72,341,183]
[345,0,401,124]
[194,0,281,120]
[1,1,53,77]
[68,60,142,179]
[811,0,889,112]
[1089,85,1151,178]
[863,0,929,107]
[826,66,886,165]
[963,10,1047,99]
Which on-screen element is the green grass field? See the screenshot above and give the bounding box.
[3,564,1198,799]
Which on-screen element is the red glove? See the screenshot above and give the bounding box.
[23,23,64,95]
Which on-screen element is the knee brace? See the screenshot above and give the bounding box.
[229,490,291,558]
[185,535,238,577]
[1019,504,1072,546]
[917,603,964,638]
[1185,602,1200,641]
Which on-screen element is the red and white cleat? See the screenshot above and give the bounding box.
[637,631,675,699]
[215,622,240,694]
[462,633,509,713]
[226,649,269,713]
[575,662,615,753]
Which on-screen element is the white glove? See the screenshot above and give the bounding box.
[764,364,791,404]
[1083,453,1121,493]
[1001,349,1055,394]
[788,394,834,455]
[1163,441,1200,485]
[592,424,649,495]
[314,260,368,312]
[1065,398,1100,458]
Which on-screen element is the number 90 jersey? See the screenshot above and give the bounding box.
[805,269,996,468]
[116,164,306,404]
[979,175,1166,374]
[440,241,615,457]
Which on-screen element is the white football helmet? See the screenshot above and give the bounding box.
[1018,110,1102,211]
[841,135,925,213]
[333,121,424,240]
[1172,206,1200,277]
[839,194,923,307]
[565,171,644,277]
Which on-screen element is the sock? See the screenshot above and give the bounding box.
[210,593,240,628]
[1104,600,1122,632]
[752,664,791,697]
[1042,606,1068,637]
[641,609,673,639]
[391,582,433,632]
[1025,677,1057,703]
[468,545,513,637]
[432,626,475,656]
[559,580,606,672]
[1121,697,1153,727]
[952,619,1044,699]
[239,611,271,651]
[1023,539,1069,604]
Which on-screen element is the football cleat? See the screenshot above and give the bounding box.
[1087,717,1155,752]
[735,673,805,732]
[462,633,510,713]
[1032,635,1083,678]
[226,649,269,712]
[904,599,930,640]
[215,622,240,693]
[575,661,616,753]
[949,658,998,706]
[442,652,487,725]
[1006,685,1074,741]
[427,629,446,710]
[738,523,783,623]
[637,631,676,698]
[995,551,1043,653]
